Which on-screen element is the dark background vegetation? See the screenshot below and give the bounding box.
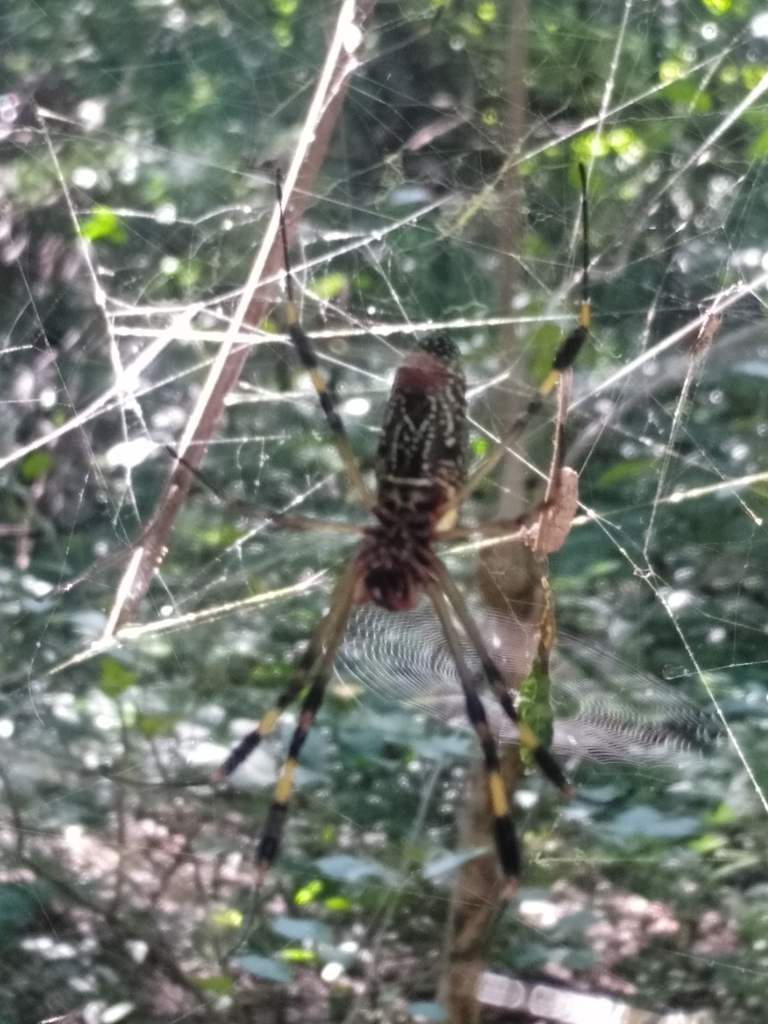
[2,0,768,1020]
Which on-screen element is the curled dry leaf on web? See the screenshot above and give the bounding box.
[521,465,580,559]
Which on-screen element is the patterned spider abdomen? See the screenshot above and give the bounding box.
[375,334,468,498]
[356,335,468,611]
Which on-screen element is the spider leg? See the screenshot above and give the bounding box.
[455,354,577,510]
[460,372,579,558]
[425,580,522,894]
[276,175,375,511]
[228,501,365,536]
[441,163,590,519]
[212,656,309,781]
[431,557,572,797]
[167,445,364,535]
[212,559,358,780]
[254,558,360,883]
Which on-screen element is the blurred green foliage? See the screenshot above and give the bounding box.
[2,0,768,1021]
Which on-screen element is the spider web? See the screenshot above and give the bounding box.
[2,0,768,1020]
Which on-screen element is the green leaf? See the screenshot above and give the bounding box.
[572,131,610,162]
[272,20,293,47]
[528,322,562,382]
[407,1002,447,1022]
[606,127,641,155]
[692,91,711,113]
[136,714,177,737]
[661,79,711,112]
[658,58,686,84]
[294,879,323,906]
[560,946,600,970]
[19,451,52,482]
[743,66,768,89]
[196,525,244,548]
[99,657,137,698]
[476,2,497,23]
[422,847,489,881]
[101,1003,135,1024]
[315,854,396,884]
[518,656,554,758]
[278,947,316,963]
[176,258,203,288]
[689,833,727,854]
[0,884,41,939]
[271,916,331,944]
[411,734,472,760]
[510,941,550,969]
[551,909,597,941]
[597,456,655,486]
[251,661,293,685]
[236,954,290,984]
[706,802,738,826]
[196,975,235,995]
[713,852,763,881]
[607,807,699,841]
[79,205,128,244]
[586,558,621,581]
[311,272,347,301]
[700,0,731,13]
[209,907,244,929]
[748,127,768,160]
[324,896,351,912]
[189,71,214,111]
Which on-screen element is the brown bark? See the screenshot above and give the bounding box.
[440,1,532,1021]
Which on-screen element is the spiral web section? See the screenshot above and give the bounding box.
[339,603,722,766]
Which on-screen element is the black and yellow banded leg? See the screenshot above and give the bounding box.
[275,175,374,511]
[540,160,591,393]
[426,582,522,893]
[450,313,589,514]
[212,589,347,781]
[444,164,591,521]
[212,650,312,781]
[256,664,334,883]
[433,559,572,797]
[213,555,358,782]
[254,558,360,884]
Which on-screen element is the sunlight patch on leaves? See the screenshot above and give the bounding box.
[79,206,127,244]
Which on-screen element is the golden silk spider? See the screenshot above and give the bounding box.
[212,166,590,896]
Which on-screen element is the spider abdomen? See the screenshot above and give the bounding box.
[374,334,468,518]
[356,335,469,611]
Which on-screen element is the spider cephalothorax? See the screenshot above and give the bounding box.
[356,335,468,611]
